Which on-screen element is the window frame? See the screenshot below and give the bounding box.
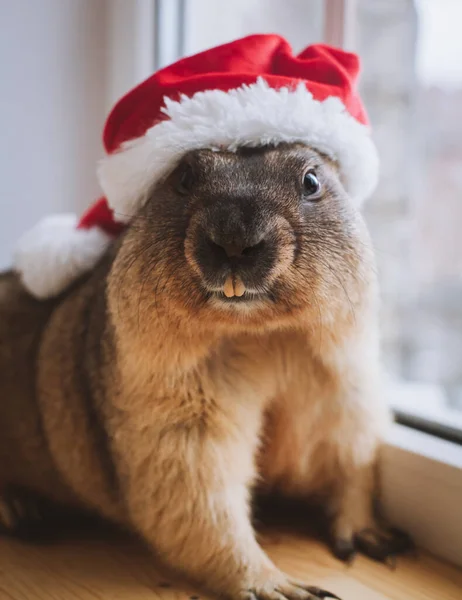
[107,0,462,568]
[383,424,462,568]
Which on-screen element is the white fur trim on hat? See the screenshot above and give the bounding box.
[98,77,379,222]
[14,215,111,299]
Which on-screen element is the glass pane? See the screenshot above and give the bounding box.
[184,0,324,56]
[357,0,462,431]
[180,0,462,433]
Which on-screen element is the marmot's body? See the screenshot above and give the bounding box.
[0,145,407,600]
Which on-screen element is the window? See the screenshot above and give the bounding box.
[357,0,462,443]
[183,0,325,58]
[152,0,462,442]
[149,0,462,566]
[153,0,325,70]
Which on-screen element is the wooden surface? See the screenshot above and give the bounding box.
[0,527,460,600]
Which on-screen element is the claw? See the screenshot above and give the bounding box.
[388,528,414,553]
[354,527,413,564]
[332,538,356,565]
[307,587,342,599]
[385,555,397,571]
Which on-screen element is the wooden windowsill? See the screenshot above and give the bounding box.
[0,526,460,600]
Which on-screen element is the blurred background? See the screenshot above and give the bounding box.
[1,0,462,439]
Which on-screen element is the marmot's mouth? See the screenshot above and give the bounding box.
[213,293,257,303]
[210,290,271,305]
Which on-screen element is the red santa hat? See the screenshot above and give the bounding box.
[15,34,378,299]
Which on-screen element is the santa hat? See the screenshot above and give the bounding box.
[15,34,378,300]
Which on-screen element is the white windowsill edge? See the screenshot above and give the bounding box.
[381,423,462,568]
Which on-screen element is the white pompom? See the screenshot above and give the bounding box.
[14,214,111,299]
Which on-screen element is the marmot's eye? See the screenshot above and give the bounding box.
[176,163,195,195]
[303,170,322,198]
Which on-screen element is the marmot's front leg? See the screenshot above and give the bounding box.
[116,421,340,600]
[328,461,412,564]
[323,354,413,564]
[260,332,412,565]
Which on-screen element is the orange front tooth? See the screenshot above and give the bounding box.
[223,275,235,298]
[234,276,246,297]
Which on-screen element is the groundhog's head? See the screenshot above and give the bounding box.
[110,142,375,334]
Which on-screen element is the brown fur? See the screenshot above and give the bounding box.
[0,145,401,599]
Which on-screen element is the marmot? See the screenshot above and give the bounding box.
[0,35,410,600]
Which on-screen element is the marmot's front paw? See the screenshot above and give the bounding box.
[237,576,341,600]
[0,487,78,542]
[0,489,45,539]
[332,525,413,566]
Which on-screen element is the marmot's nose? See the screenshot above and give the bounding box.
[205,236,266,264]
[220,242,245,258]
[192,222,276,288]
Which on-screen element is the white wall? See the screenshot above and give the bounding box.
[106,0,155,108]
[0,0,108,270]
